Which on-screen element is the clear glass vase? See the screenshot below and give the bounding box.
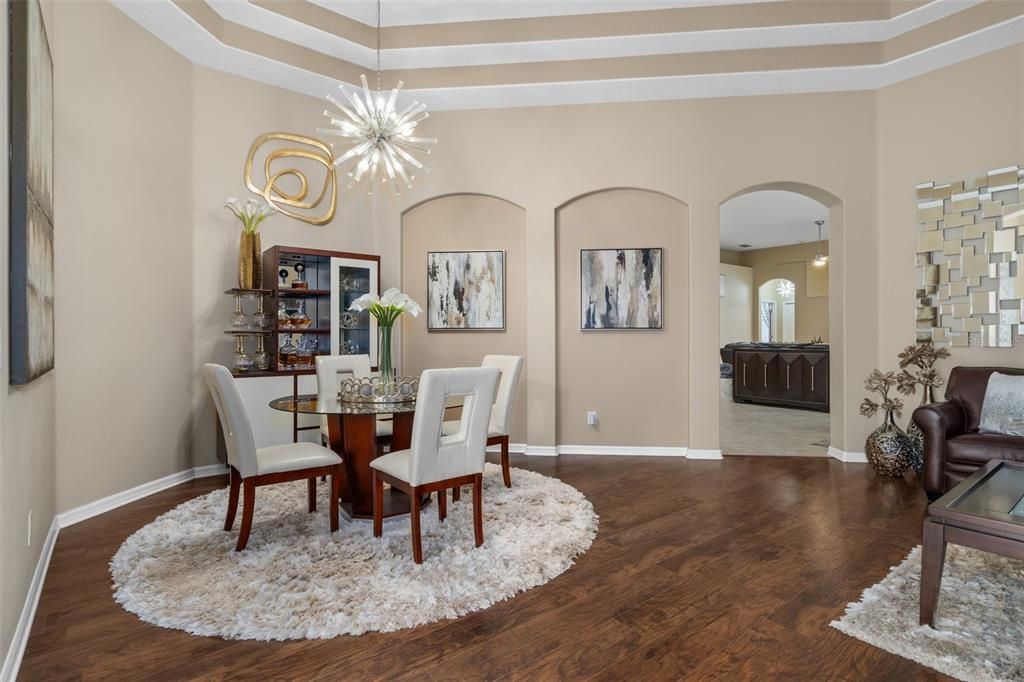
[378,324,395,385]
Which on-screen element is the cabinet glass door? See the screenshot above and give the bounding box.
[330,257,379,368]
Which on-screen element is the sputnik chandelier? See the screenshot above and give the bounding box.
[317,0,436,195]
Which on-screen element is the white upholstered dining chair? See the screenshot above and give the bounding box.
[315,354,393,443]
[442,355,523,489]
[371,366,500,563]
[203,363,343,551]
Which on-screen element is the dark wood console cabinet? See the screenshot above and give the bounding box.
[731,345,829,412]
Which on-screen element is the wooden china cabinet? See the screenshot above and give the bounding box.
[228,246,381,448]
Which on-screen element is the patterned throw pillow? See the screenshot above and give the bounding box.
[978,373,1024,437]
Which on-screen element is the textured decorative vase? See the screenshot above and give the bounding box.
[238,231,254,289]
[904,385,934,475]
[866,411,913,478]
[377,324,394,385]
[251,231,263,289]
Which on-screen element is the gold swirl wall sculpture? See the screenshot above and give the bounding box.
[244,132,337,226]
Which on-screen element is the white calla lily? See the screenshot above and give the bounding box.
[225,195,276,234]
[348,288,421,325]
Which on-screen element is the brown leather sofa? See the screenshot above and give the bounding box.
[914,366,1024,500]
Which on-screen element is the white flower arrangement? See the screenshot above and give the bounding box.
[225,197,276,234]
[349,287,422,327]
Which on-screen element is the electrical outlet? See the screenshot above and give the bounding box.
[27,510,32,547]
[587,411,598,426]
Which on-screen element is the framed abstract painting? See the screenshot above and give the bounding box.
[580,248,663,330]
[9,0,55,384]
[427,250,505,330]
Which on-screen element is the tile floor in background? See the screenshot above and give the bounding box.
[719,378,830,456]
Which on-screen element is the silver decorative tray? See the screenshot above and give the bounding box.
[339,376,419,403]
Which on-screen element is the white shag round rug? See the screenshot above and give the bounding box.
[110,463,598,640]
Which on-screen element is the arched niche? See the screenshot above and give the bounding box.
[400,193,528,442]
[555,188,689,449]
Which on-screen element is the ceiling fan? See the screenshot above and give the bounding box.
[778,220,828,267]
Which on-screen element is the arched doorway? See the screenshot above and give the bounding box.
[717,183,840,457]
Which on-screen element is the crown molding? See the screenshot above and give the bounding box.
[208,0,979,70]
[111,0,1024,111]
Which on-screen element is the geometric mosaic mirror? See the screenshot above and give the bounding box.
[915,164,1024,348]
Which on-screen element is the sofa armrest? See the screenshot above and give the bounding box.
[913,401,966,495]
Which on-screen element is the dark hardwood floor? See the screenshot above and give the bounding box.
[19,455,951,681]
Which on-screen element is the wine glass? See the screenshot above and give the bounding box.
[230,294,248,328]
[231,336,254,373]
[251,296,271,329]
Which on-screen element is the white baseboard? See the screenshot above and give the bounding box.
[556,445,688,457]
[686,449,724,460]
[1,518,59,682]
[524,445,558,456]
[2,463,228,681]
[828,447,868,463]
[56,463,227,529]
[485,442,527,454]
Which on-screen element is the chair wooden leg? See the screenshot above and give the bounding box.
[329,465,341,533]
[307,477,317,513]
[224,466,240,531]
[372,470,384,538]
[500,435,511,488]
[236,479,256,551]
[472,474,484,548]
[410,487,423,564]
[452,486,461,502]
[438,489,447,521]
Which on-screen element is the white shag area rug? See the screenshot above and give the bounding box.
[110,463,598,640]
[832,545,1024,682]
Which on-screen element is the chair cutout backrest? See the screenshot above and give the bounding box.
[202,363,258,478]
[409,367,500,486]
[481,355,523,436]
[315,354,371,404]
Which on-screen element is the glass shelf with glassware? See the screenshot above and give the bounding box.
[222,289,275,375]
[257,245,381,375]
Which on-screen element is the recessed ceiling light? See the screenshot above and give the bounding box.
[738,243,752,248]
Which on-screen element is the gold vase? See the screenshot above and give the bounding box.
[238,231,254,289]
[252,231,263,289]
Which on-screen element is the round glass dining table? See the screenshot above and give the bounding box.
[268,394,428,520]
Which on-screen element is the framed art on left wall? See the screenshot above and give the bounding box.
[9,0,55,384]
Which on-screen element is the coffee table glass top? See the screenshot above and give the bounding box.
[938,461,1024,526]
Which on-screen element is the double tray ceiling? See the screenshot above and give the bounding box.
[114,0,1024,109]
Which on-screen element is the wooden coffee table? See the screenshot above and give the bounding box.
[920,459,1024,626]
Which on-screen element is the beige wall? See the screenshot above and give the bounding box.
[719,249,744,266]
[373,89,880,453]
[877,45,1024,402]
[400,194,528,442]
[719,263,753,344]
[555,189,688,447]
[0,0,57,661]
[734,242,831,343]
[52,0,194,511]
[188,67,376,467]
